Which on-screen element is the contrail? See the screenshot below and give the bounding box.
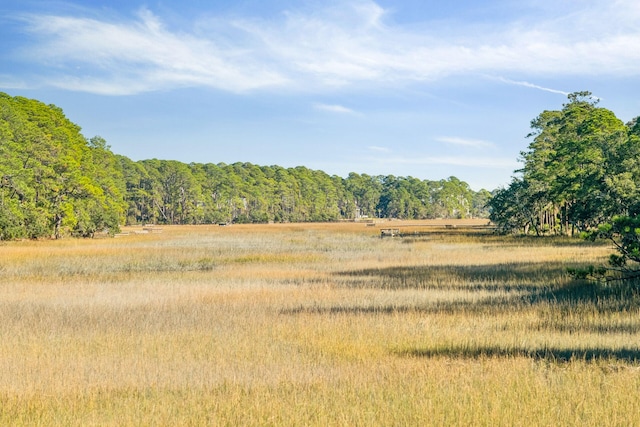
[495,77,569,96]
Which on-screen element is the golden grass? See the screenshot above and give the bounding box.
[1,221,639,425]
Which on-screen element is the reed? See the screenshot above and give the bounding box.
[1,221,638,425]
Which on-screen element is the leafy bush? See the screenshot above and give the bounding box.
[569,216,640,283]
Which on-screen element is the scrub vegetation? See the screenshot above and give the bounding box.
[2,221,639,426]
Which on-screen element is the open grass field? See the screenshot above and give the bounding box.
[1,220,640,425]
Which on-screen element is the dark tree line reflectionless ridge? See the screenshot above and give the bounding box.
[2,90,640,240]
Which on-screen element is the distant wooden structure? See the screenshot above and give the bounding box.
[380,228,400,238]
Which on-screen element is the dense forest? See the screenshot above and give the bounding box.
[0,92,491,240]
[6,90,635,241]
[489,91,640,236]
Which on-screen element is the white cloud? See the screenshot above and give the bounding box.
[0,75,29,90]
[20,8,288,94]
[436,137,495,149]
[314,103,359,115]
[12,0,640,94]
[367,145,390,152]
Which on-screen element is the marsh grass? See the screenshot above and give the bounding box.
[1,221,639,425]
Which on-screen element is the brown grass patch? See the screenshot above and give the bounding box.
[1,221,637,425]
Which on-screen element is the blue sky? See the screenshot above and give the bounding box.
[2,1,640,190]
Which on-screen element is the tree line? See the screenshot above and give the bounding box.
[489,91,640,236]
[119,158,491,226]
[0,92,490,239]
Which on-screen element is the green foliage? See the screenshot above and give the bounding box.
[569,216,640,283]
[0,91,492,238]
[0,92,125,239]
[0,198,24,240]
[491,91,640,236]
[120,161,487,226]
[488,179,536,234]
[566,265,608,281]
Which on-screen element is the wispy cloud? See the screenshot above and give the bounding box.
[367,145,390,152]
[18,8,288,94]
[314,103,359,115]
[0,75,29,90]
[384,155,518,169]
[9,0,640,94]
[436,136,495,149]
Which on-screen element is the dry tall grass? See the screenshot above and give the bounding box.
[1,220,639,425]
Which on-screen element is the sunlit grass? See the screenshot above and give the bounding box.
[1,220,638,425]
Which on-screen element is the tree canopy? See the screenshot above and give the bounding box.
[489,91,640,236]
[0,93,126,239]
[0,92,489,239]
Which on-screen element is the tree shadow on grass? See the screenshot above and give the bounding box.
[281,262,640,319]
[280,301,498,316]
[333,262,567,291]
[528,278,640,311]
[282,260,640,363]
[279,261,640,365]
[334,262,640,309]
[400,232,608,248]
[536,321,640,335]
[396,345,640,364]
